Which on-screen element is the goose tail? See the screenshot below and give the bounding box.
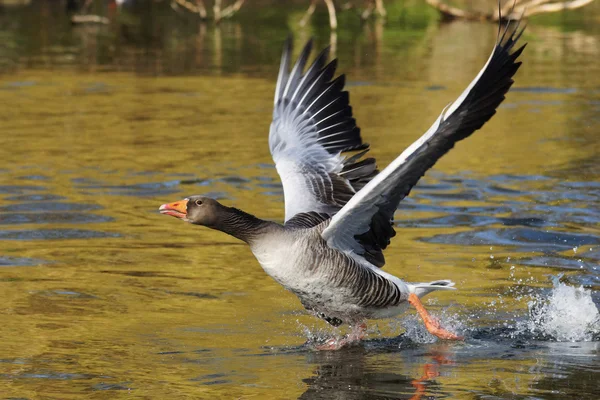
[409,280,456,298]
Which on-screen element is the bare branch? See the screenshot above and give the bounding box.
[196,0,207,19]
[506,0,553,17]
[324,0,338,29]
[361,1,374,20]
[375,0,387,17]
[300,0,318,27]
[71,14,110,24]
[214,0,222,23]
[500,0,526,16]
[221,0,246,19]
[425,0,481,21]
[426,0,596,22]
[171,0,202,14]
[522,0,595,17]
[71,0,109,25]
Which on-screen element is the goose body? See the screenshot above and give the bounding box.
[160,16,526,349]
[250,222,412,324]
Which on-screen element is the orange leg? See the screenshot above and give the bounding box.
[408,293,463,340]
[410,363,439,400]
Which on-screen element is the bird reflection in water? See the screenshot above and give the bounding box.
[299,340,455,399]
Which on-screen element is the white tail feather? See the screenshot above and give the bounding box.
[410,280,456,298]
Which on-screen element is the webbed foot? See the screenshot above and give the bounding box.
[408,293,463,341]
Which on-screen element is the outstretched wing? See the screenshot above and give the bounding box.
[270,39,377,223]
[322,19,527,266]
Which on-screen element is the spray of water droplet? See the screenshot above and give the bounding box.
[396,305,466,344]
[296,320,340,345]
[520,275,600,342]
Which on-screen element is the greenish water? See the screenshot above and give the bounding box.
[0,1,599,399]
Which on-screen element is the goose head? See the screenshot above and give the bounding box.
[159,195,223,227]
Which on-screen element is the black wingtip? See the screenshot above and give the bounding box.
[301,38,314,58]
[282,34,293,58]
[511,43,527,61]
[513,24,527,46]
[328,58,338,72]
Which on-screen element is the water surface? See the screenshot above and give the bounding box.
[0,2,599,399]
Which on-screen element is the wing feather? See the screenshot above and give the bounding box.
[322,19,527,266]
[270,39,377,223]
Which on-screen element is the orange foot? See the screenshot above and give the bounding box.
[408,293,463,341]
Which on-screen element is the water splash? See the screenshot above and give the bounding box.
[397,305,466,344]
[296,320,341,346]
[398,314,437,344]
[522,276,600,342]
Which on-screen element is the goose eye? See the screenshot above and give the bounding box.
[195,199,203,206]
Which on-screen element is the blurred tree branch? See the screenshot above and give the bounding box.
[425,0,596,22]
[301,0,388,29]
[171,0,208,18]
[300,0,338,28]
[221,0,246,19]
[170,0,245,21]
[70,0,109,24]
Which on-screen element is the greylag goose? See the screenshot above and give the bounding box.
[160,17,526,350]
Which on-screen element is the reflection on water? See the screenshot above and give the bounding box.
[298,346,447,400]
[0,1,599,399]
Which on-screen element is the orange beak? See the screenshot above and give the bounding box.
[159,199,188,220]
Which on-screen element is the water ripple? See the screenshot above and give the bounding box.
[0,185,46,194]
[0,202,102,212]
[398,215,548,228]
[0,213,112,225]
[0,229,120,240]
[0,256,49,266]
[422,228,600,251]
[4,194,66,202]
